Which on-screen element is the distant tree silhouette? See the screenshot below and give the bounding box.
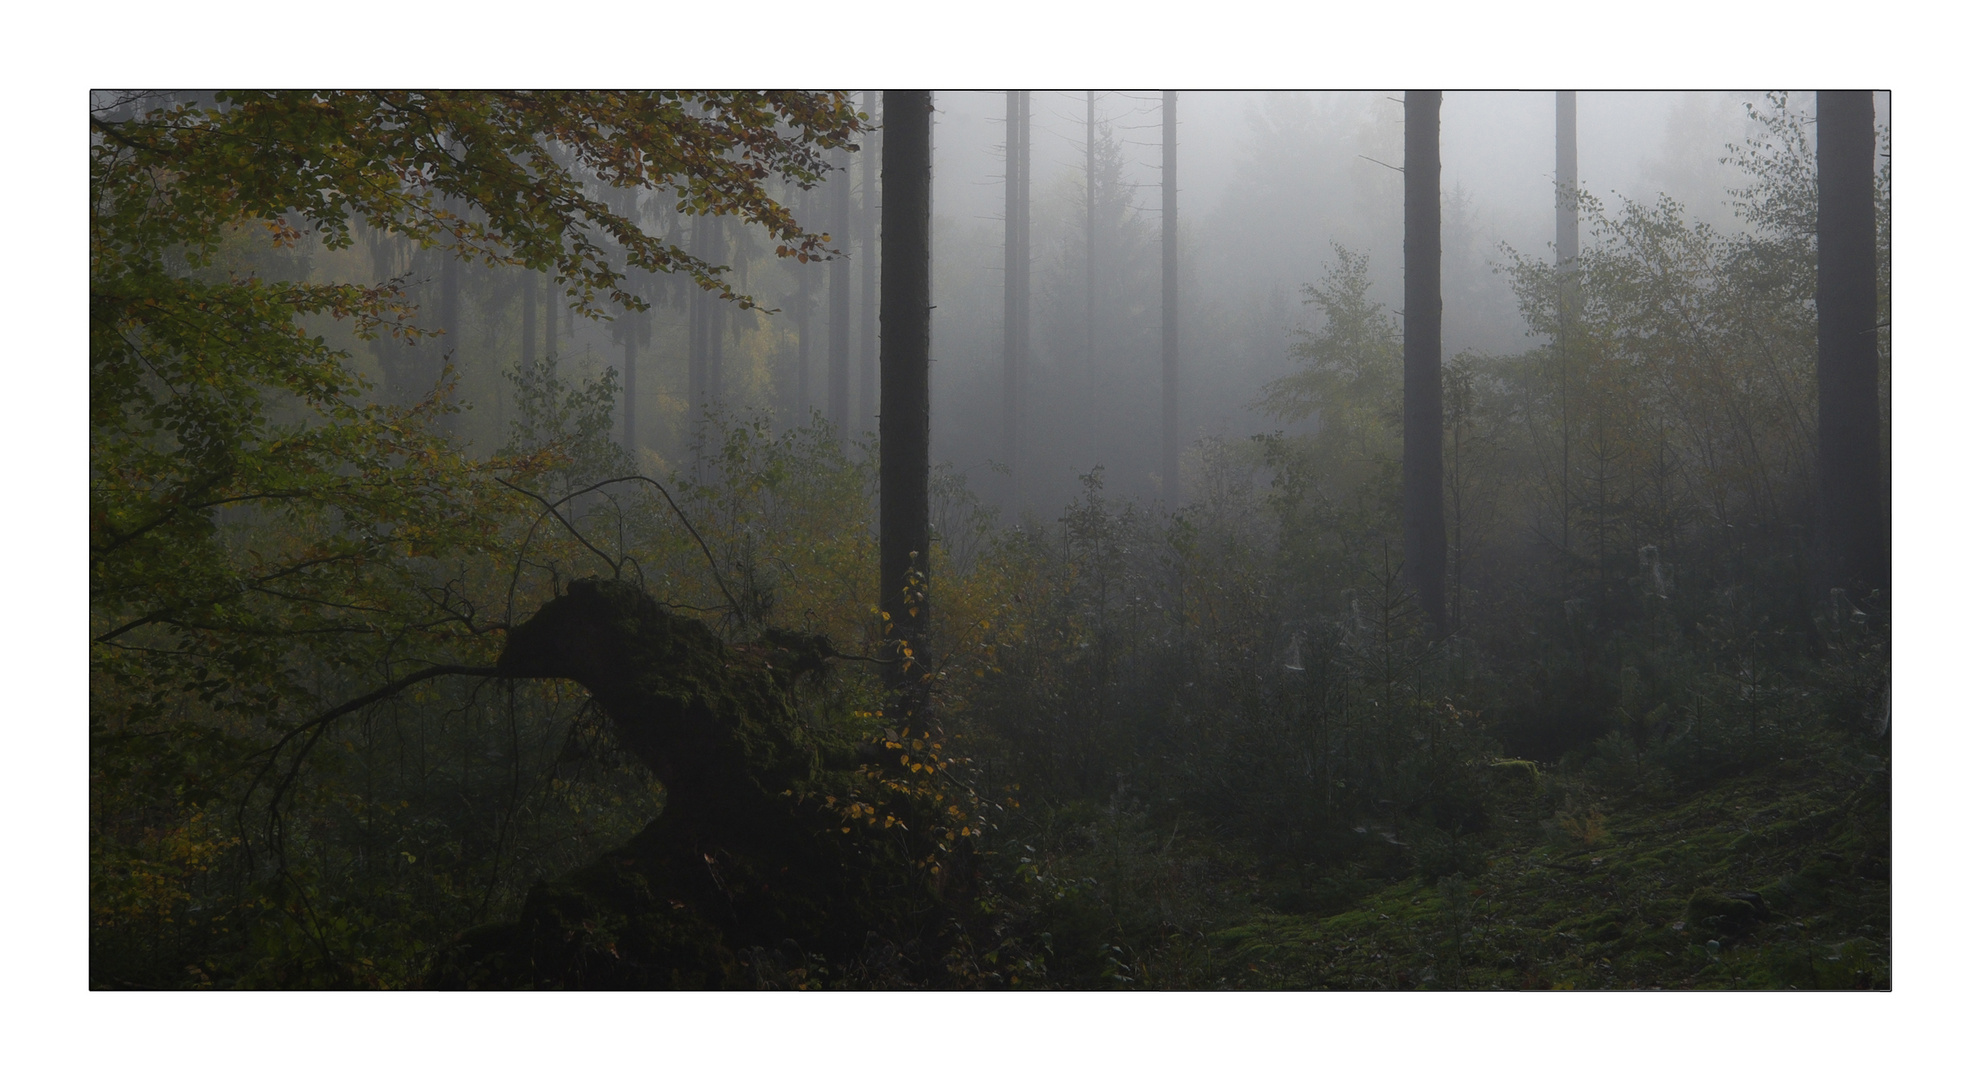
[1402,90,1447,636]
[1816,90,1888,594]
[879,91,933,717]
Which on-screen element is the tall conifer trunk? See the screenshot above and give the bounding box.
[1403,90,1448,637]
[708,216,726,409]
[1085,91,1097,441]
[1817,90,1888,594]
[687,216,705,424]
[520,270,537,366]
[1555,91,1580,318]
[1556,90,1578,577]
[1003,90,1030,518]
[829,144,853,440]
[544,263,558,360]
[439,246,460,409]
[860,90,880,434]
[1162,90,1180,508]
[623,312,638,456]
[795,183,815,427]
[879,91,932,716]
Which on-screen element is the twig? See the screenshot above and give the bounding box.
[497,477,624,577]
[240,663,500,869]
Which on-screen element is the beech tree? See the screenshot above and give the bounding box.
[91,89,861,759]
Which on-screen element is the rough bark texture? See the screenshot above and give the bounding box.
[427,579,953,989]
[1403,90,1448,637]
[1817,90,1888,595]
[880,91,932,713]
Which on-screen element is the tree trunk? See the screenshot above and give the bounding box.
[708,216,726,410]
[1555,90,1580,318]
[1556,90,1578,577]
[423,576,982,989]
[544,261,558,360]
[520,268,537,366]
[687,217,705,426]
[1402,90,1448,637]
[1004,90,1030,519]
[1085,91,1097,434]
[439,244,460,422]
[623,314,638,457]
[879,90,932,717]
[829,144,853,440]
[796,188,814,427]
[1817,90,1888,594]
[423,579,864,988]
[1162,90,1180,508]
[860,90,880,435]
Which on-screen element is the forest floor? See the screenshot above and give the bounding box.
[1109,749,1891,990]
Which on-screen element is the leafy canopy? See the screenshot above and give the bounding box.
[89,91,863,726]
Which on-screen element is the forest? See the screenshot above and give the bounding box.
[88,89,1890,991]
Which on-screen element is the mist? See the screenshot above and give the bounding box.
[89,89,1892,998]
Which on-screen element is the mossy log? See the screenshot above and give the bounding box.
[428,578,942,989]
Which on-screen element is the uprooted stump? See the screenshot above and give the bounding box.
[426,578,967,989]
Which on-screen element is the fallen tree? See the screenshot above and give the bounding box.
[425,577,985,988]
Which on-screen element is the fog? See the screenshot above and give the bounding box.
[89,88,1894,996]
[882,90,1882,514]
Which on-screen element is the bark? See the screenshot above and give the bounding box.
[1162,90,1180,508]
[708,216,726,409]
[795,186,815,426]
[879,91,932,715]
[687,217,705,422]
[1084,91,1097,411]
[829,144,853,439]
[423,578,980,988]
[425,579,878,988]
[1556,90,1577,572]
[520,269,537,366]
[1817,90,1888,594]
[1555,90,1580,315]
[1402,90,1448,637]
[438,244,460,422]
[795,198,811,426]
[543,260,558,360]
[622,313,638,456]
[860,90,880,432]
